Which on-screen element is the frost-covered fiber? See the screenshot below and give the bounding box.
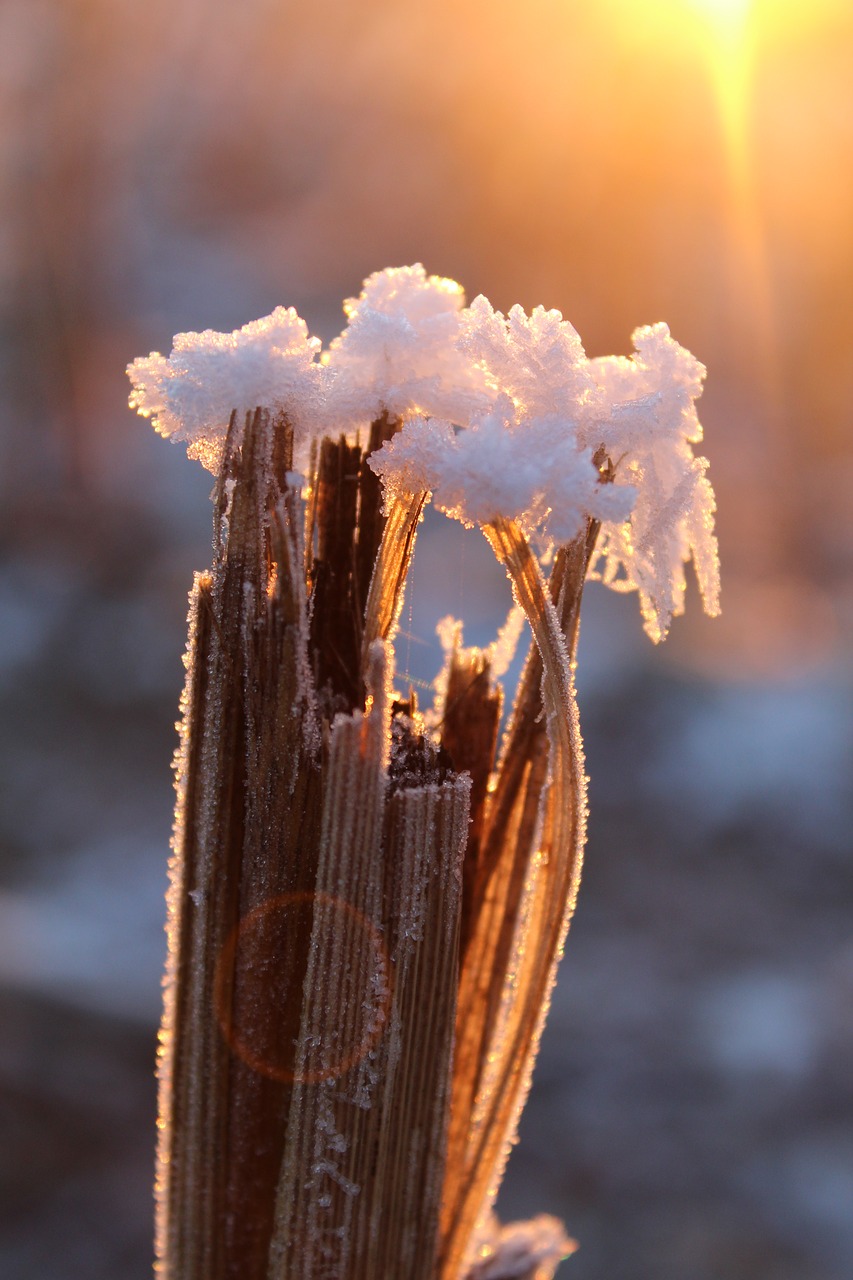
[128,265,719,641]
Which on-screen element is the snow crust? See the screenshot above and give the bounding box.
[128,265,720,639]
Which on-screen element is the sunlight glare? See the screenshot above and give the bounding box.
[688,0,753,33]
[687,0,782,424]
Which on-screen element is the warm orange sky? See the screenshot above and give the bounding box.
[3,0,852,671]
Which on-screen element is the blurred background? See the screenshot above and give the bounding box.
[1,0,851,1275]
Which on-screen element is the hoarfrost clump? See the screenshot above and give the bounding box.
[127,264,719,639]
[367,401,634,546]
[586,322,721,640]
[467,1213,575,1279]
[369,292,720,640]
[461,294,597,417]
[369,294,634,545]
[127,307,324,472]
[324,263,488,429]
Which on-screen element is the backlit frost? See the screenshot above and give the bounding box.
[127,307,324,472]
[128,265,720,639]
[324,263,487,428]
[587,323,721,640]
[467,1213,574,1279]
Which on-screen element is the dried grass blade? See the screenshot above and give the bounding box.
[361,486,427,660]
[440,519,590,1278]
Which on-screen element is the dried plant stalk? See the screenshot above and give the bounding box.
[158,408,471,1280]
[136,267,719,1280]
[157,409,325,1278]
[362,484,427,659]
[159,406,592,1279]
[270,682,470,1277]
[438,520,599,1278]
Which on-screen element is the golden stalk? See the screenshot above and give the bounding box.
[157,406,596,1280]
[158,407,472,1278]
[437,522,597,1278]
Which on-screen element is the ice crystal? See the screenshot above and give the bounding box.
[462,294,598,417]
[587,323,721,640]
[367,402,634,545]
[487,605,526,679]
[127,307,324,472]
[324,263,487,428]
[370,298,718,638]
[128,267,720,639]
[468,1214,575,1280]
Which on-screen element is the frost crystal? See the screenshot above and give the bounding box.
[127,307,324,472]
[367,401,634,545]
[587,323,721,640]
[370,298,718,638]
[462,294,597,417]
[128,267,720,639]
[324,263,487,428]
[468,1214,575,1279]
[368,294,636,546]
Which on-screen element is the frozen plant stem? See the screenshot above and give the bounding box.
[161,407,469,1280]
[132,265,719,1280]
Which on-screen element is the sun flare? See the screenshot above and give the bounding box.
[688,0,753,29]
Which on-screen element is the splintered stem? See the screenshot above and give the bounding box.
[161,421,596,1280]
[362,485,427,661]
[269,649,469,1280]
[158,408,470,1280]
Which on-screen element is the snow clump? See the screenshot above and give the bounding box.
[586,323,720,640]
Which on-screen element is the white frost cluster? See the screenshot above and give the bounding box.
[586,324,720,640]
[324,263,487,429]
[128,265,719,640]
[370,296,634,544]
[370,294,719,639]
[127,307,324,472]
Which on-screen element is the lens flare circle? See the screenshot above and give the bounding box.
[214,891,392,1085]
